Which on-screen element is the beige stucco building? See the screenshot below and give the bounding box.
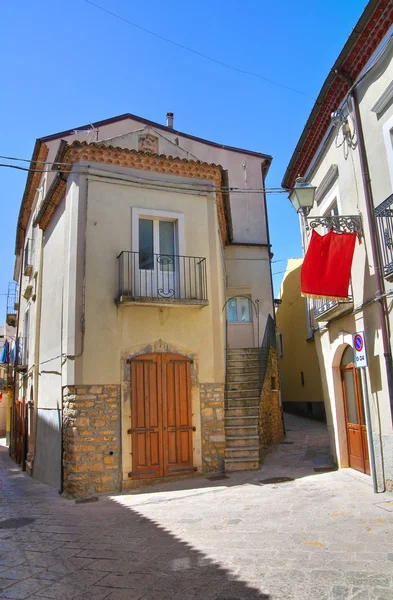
[282,0,393,491]
[276,259,325,420]
[10,112,280,495]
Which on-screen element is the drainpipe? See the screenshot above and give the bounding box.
[350,90,393,430]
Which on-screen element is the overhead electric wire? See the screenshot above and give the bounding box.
[0,159,288,194]
[0,155,77,167]
[83,0,316,101]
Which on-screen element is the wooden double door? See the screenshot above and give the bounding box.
[130,353,194,479]
[341,346,370,475]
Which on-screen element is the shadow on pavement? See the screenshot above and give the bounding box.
[0,443,271,600]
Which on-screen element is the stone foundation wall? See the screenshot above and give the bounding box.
[63,385,121,497]
[259,349,284,453]
[200,383,225,473]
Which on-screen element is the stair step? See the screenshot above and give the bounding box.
[228,349,259,353]
[227,389,260,398]
[227,369,260,377]
[225,406,259,414]
[227,381,260,390]
[228,355,259,361]
[225,425,258,436]
[225,458,260,472]
[225,416,258,426]
[225,447,260,459]
[226,435,259,447]
[227,373,259,389]
[227,398,260,408]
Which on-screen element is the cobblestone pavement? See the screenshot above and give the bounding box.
[1,414,393,600]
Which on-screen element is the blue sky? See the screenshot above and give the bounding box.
[0,0,368,315]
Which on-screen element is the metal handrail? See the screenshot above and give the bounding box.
[258,315,276,392]
[375,193,393,278]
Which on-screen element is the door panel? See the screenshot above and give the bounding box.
[130,353,193,479]
[131,355,163,479]
[162,356,193,476]
[342,368,365,472]
[341,350,370,475]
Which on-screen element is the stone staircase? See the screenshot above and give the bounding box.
[224,348,261,472]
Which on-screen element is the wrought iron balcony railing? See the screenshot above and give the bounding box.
[313,284,353,322]
[375,193,393,280]
[6,282,18,327]
[117,251,208,305]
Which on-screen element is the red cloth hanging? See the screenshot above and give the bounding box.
[301,229,357,300]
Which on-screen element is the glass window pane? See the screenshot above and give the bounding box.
[238,298,252,322]
[341,346,354,367]
[159,221,175,272]
[139,219,154,270]
[228,299,237,322]
[343,370,358,424]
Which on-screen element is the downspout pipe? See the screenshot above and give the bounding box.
[350,90,393,427]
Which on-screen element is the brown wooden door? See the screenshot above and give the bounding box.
[130,353,193,479]
[13,398,27,468]
[341,346,370,475]
[162,354,193,476]
[130,354,163,479]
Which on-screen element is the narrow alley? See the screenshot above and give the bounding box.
[1,414,392,600]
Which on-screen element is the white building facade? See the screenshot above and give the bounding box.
[10,112,278,495]
[282,0,393,492]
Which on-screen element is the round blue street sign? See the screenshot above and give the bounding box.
[354,334,363,352]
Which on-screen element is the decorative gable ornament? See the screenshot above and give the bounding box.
[138,134,158,154]
[301,230,357,300]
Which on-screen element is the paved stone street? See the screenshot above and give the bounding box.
[1,414,393,600]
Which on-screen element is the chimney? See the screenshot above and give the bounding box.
[166,112,174,129]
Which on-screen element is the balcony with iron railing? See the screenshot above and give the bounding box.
[375,193,393,281]
[312,283,354,322]
[6,282,18,327]
[117,251,208,306]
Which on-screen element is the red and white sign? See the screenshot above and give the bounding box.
[353,332,368,368]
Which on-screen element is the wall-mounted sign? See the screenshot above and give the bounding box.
[353,331,368,368]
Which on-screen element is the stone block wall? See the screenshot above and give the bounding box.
[200,383,225,473]
[258,349,284,453]
[62,385,121,497]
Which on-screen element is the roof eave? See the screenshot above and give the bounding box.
[281,0,383,189]
[37,112,273,162]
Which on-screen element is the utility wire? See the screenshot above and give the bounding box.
[83,0,316,101]
[0,155,77,167]
[0,160,288,194]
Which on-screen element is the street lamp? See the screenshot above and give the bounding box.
[288,177,316,216]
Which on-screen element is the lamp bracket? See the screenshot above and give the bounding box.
[305,215,363,237]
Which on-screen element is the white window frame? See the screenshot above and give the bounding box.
[317,181,341,217]
[227,297,253,324]
[383,113,393,192]
[131,207,185,257]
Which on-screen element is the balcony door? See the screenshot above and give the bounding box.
[341,346,370,475]
[138,217,177,299]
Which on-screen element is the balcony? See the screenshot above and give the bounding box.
[117,251,208,307]
[6,282,18,327]
[313,285,353,322]
[375,193,393,281]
